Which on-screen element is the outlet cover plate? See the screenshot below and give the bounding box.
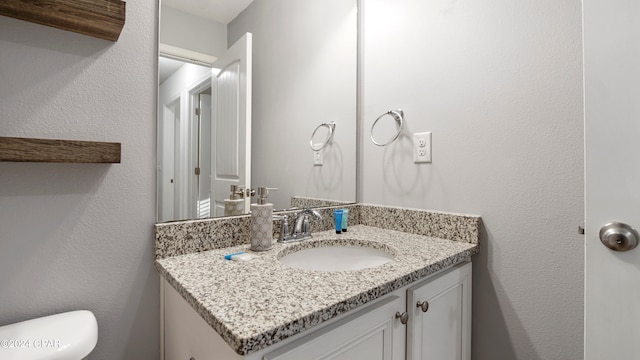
[413,132,431,163]
[313,144,323,166]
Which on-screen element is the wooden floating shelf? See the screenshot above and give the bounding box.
[0,0,126,42]
[0,137,121,163]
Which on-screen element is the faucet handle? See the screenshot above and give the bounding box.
[300,208,322,219]
[273,215,289,242]
[302,215,311,235]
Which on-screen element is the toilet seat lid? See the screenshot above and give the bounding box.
[0,310,98,360]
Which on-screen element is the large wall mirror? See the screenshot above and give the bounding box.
[157,0,358,222]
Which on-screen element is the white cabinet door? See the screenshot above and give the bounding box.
[406,262,472,360]
[163,280,242,360]
[263,296,406,360]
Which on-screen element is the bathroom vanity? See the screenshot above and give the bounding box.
[155,204,480,360]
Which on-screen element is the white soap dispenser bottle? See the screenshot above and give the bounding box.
[250,187,277,251]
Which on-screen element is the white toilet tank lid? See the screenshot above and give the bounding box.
[0,310,98,360]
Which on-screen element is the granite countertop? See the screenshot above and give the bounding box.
[155,224,479,355]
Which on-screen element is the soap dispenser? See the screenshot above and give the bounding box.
[250,187,277,251]
[224,185,245,216]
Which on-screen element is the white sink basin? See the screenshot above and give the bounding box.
[278,242,395,272]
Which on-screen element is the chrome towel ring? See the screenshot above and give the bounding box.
[370,109,404,146]
[309,121,336,151]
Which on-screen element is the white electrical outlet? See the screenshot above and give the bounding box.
[313,144,323,166]
[413,132,432,163]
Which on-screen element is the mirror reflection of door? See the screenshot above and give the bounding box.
[195,86,212,219]
[157,33,252,222]
[210,33,252,218]
[158,94,179,221]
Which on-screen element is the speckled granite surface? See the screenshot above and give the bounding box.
[155,215,251,259]
[155,225,479,355]
[155,203,480,258]
[290,196,353,209]
[359,204,481,244]
[155,204,360,259]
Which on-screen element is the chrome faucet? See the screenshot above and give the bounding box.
[278,208,322,243]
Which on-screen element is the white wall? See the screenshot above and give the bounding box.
[161,4,227,59]
[228,0,358,210]
[0,2,159,359]
[361,0,584,359]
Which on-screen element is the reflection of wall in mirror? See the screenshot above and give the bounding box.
[160,4,227,59]
[228,0,358,210]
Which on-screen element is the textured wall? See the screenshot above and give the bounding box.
[360,0,584,359]
[0,2,159,359]
[228,0,358,210]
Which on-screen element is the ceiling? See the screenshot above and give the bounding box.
[162,0,255,24]
[159,57,187,84]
